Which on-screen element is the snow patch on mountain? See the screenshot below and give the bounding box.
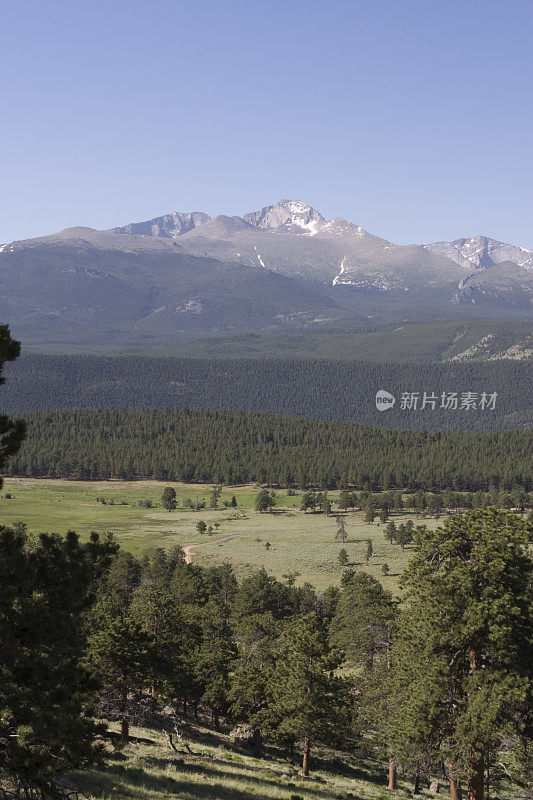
[254,245,266,268]
[332,257,346,285]
[243,199,325,234]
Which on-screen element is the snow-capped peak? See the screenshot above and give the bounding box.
[243,199,325,235]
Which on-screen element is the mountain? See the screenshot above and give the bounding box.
[424,235,533,272]
[113,211,210,238]
[0,225,346,351]
[0,200,531,352]
[451,261,533,310]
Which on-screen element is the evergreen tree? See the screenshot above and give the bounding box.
[335,516,348,542]
[161,486,177,511]
[385,520,397,544]
[0,325,25,487]
[255,488,275,513]
[388,510,532,800]
[196,599,237,729]
[85,601,153,741]
[338,548,349,566]
[228,611,281,755]
[300,491,317,512]
[129,549,189,699]
[0,527,116,796]
[209,484,223,509]
[365,538,373,563]
[364,507,376,524]
[330,572,394,669]
[255,613,353,777]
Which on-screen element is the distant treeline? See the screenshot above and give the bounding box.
[3,353,532,430]
[6,408,532,490]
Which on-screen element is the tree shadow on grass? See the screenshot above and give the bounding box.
[94,760,365,800]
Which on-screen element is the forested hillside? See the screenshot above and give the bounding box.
[3,353,532,431]
[7,408,531,490]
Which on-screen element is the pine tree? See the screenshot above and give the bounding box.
[255,488,275,512]
[385,520,397,544]
[255,613,353,777]
[0,325,25,487]
[228,611,281,755]
[335,516,347,542]
[365,538,373,563]
[388,509,532,800]
[338,548,349,566]
[196,599,237,729]
[85,602,153,741]
[0,527,116,796]
[161,486,177,511]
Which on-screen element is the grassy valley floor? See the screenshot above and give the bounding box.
[0,479,442,593]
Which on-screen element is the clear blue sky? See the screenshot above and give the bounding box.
[2,0,532,247]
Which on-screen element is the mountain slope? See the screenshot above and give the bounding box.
[425,235,533,272]
[0,226,346,349]
[0,200,531,351]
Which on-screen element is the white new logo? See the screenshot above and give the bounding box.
[375,390,396,411]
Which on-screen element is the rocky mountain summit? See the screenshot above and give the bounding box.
[424,236,533,273]
[0,199,531,350]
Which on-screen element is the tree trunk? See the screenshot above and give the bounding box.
[252,729,262,758]
[120,681,129,742]
[388,758,397,790]
[413,765,420,795]
[449,765,462,800]
[300,736,311,778]
[467,746,484,800]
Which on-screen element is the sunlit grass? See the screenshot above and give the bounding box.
[0,479,440,591]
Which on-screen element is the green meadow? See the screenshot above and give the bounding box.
[0,479,442,593]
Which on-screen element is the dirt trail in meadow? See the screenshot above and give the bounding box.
[183,531,255,564]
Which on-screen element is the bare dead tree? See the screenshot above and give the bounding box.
[335,516,347,542]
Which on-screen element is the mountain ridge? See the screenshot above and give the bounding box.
[0,199,531,352]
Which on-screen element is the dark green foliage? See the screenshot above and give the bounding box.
[388,510,533,798]
[338,548,349,566]
[330,572,395,668]
[385,521,397,544]
[365,538,373,562]
[4,353,532,432]
[6,408,531,490]
[161,486,176,511]
[254,489,276,512]
[0,325,25,491]
[252,613,354,776]
[0,527,117,795]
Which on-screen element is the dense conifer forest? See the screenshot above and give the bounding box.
[6,408,532,490]
[3,353,532,430]
[2,511,531,800]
